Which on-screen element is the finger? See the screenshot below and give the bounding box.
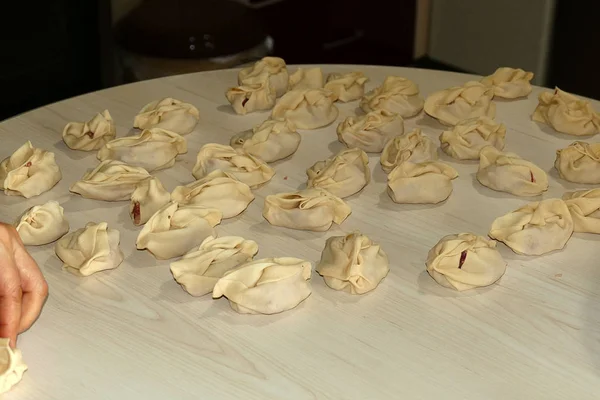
[13,245,48,334]
[0,271,22,348]
[19,290,47,333]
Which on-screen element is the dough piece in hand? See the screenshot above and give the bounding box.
[324,71,368,102]
[0,141,61,198]
[532,88,600,136]
[317,232,389,294]
[192,143,274,189]
[213,257,312,315]
[238,56,289,97]
[489,198,573,255]
[426,233,507,291]
[55,222,124,276]
[439,116,506,160]
[130,177,170,226]
[562,188,600,234]
[230,119,300,163]
[306,148,370,198]
[554,141,600,184]
[380,129,437,173]
[0,338,27,395]
[133,97,200,135]
[97,128,187,172]
[226,80,276,115]
[337,109,403,153]
[271,89,339,130]
[360,76,424,118]
[15,201,69,245]
[136,201,222,260]
[424,81,496,126]
[480,67,534,99]
[171,170,254,219]
[387,160,458,204]
[62,110,116,151]
[263,188,351,232]
[288,67,324,90]
[477,146,548,197]
[170,236,259,297]
[70,160,150,201]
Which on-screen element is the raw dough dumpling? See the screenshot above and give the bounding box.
[380,129,438,173]
[70,160,150,201]
[136,201,222,260]
[288,67,324,90]
[192,143,275,189]
[171,170,254,218]
[130,177,170,226]
[170,235,259,297]
[62,110,116,151]
[387,160,458,204]
[360,76,424,118]
[532,88,600,136]
[439,116,506,160]
[424,81,496,126]
[226,80,276,115]
[15,201,69,245]
[133,97,200,135]
[489,198,574,255]
[316,232,389,294]
[238,56,289,97]
[480,67,534,99]
[213,257,312,315]
[337,109,404,153]
[477,146,548,196]
[562,188,600,234]
[426,233,507,291]
[230,119,300,162]
[55,222,124,276]
[271,89,339,130]
[263,188,351,232]
[554,141,600,184]
[0,338,27,395]
[0,141,61,198]
[324,71,368,102]
[97,128,187,172]
[306,148,370,198]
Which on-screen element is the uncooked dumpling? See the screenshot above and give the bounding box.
[171,170,254,218]
[380,129,438,174]
[271,89,338,130]
[238,56,289,97]
[213,257,312,314]
[477,146,548,196]
[15,201,69,246]
[489,198,573,255]
[130,177,170,226]
[70,160,150,201]
[306,148,370,198]
[480,67,534,99]
[136,201,222,260]
[532,88,600,136]
[439,116,506,160]
[0,141,61,198]
[324,71,368,102]
[288,67,324,90]
[55,222,124,276]
[170,236,259,297]
[230,119,300,162]
[97,128,187,172]
[360,76,424,118]
[387,160,458,204]
[192,143,275,189]
[554,141,600,184]
[226,80,276,115]
[424,81,496,126]
[62,110,116,151]
[263,188,351,232]
[337,110,403,153]
[316,232,389,294]
[133,97,200,135]
[0,338,27,394]
[426,233,507,291]
[562,188,600,234]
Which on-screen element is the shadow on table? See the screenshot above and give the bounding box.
[248,220,330,242]
[547,167,594,191]
[376,191,448,212]
[61,195,127,213]
[327,139,345,155]
[415,114,446,131]
[533,121,593,142]
[53,140,89,161]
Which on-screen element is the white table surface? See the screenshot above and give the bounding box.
[1,65,600,400]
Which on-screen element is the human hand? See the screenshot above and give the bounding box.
[0,223,48,347]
